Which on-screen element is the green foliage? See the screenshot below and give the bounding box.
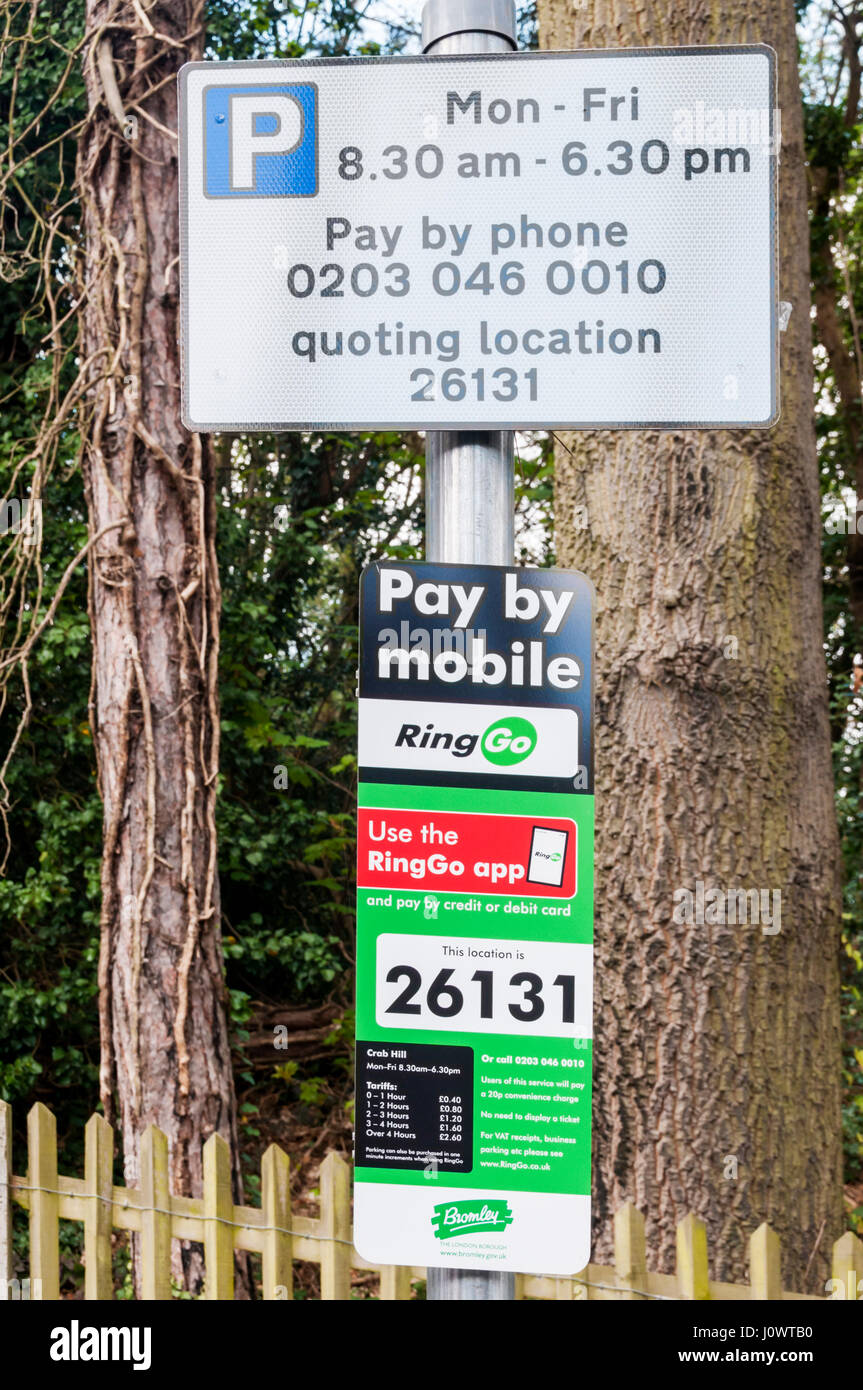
[0,2,94,1147]
[0,1,422,1145]
[205,0,417,59]
[801,0,863,1187]
[214,428,424,1020]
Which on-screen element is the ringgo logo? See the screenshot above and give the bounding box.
[358,698,580,781]
[480,717,537,766]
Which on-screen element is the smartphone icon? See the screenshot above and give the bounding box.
[527,826,569,887]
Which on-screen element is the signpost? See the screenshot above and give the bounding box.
[178,0,778,1301]
[353,561,594,1281]
[416,0,522,1303]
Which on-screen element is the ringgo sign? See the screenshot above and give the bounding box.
[179,46,778,431]
[353,563,594,1274]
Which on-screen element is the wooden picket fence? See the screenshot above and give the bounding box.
[1,1102,860,1300]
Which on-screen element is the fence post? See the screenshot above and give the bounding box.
[0,1101,12,1298]
[84,1113,114,1300]
[831,1229,863,1300]
[139,1126,172,1300]
[203,1132,234,1300]
[319,1152,351,1300]
[261,1143,292,1301]
[614,1203,647,1299]
[379,1264,412,1300]
[749,1222,781,1300]
[28,1102,59,1300]
[676,1213,710,1300]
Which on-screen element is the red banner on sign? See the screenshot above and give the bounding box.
[357,807,576,898]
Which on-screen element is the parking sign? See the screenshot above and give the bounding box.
[202,83,317,197]
[180,48,777,431]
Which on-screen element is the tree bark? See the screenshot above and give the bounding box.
[79,1,246,1291]
[537,0,843,1290]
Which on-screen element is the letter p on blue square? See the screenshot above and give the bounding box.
[204,84,317,197]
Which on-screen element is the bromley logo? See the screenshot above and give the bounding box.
[431,1198,514,1241]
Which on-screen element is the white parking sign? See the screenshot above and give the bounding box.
[179,48,778,431]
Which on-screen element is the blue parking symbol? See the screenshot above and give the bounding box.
[204,84,317,197]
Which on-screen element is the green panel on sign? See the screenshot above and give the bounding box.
[355,783,594,1199]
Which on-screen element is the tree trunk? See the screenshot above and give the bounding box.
[80,1,246,1291]
[537,0,843,1290]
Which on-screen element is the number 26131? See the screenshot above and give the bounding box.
[384,965,575,1024]
[410,367,537,402]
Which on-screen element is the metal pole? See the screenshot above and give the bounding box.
[422,0,517,1301]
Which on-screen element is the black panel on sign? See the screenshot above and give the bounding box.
[355,1040,473,1173]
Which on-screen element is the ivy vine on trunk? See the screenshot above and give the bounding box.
[80,0,246,1293]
